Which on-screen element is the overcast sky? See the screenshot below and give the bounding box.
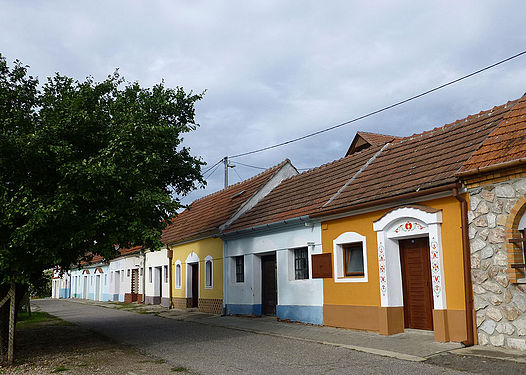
[2,1,526,204]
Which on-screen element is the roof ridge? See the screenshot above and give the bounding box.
[294,144,384,177]
[187,159,290,205]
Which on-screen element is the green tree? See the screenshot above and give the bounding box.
[0,55,205,363]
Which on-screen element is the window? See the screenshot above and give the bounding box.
[105,274,107,285]
[294,247,309,280]
[333,232,368,283]
[111,271,114,282]
[344,243,365,276]
[164,265,168,283]
[205,260,212,288]
[91,276,93,285]
[127,269,130,277]
[518,211,526,264]
[149,267,152,283]
[235,256,244,283]
[175,263,182,288]
[121,270,124,280]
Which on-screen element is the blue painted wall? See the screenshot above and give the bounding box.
[277,305,323,325]
[225,304,262,316]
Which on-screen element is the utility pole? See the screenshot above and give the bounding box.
[223,156,236,189]
[223,156,229,188]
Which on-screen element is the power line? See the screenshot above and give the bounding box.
[235,161,267,170]
[229,49,526,159]
[201,159,223,176]
[232,167,243,182]
[236,160,313,171]
[203,161,222,180]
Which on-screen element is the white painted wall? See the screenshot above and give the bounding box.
[145,248,170,299]
[223,223,323,308]
[109,255,144,299]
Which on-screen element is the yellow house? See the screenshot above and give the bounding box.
[161,160,297,313]
[309,101,519,344]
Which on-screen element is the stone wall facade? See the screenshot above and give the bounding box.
[468,177,526,351]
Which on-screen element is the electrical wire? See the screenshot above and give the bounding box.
[228,49,526,159]
[203,161,222,180]
[232,167,243,182]
[236,160,313,172]
[234,161,267,170]
[201,159,223,176]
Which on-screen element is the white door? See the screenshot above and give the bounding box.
[95,275,101,301]
[83,276,88,299]
[114,271,120,300]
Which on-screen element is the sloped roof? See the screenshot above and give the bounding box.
[458,94,526,175]
[226,98,519,231]
[346,131,401,156]
[225,146,383,232]
[318,99,518,214]
[161,160,291,244]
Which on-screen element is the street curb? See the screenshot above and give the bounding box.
[57,299,434,363]
[178,317,426,362]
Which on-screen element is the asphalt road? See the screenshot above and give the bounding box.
[35,299,472,375]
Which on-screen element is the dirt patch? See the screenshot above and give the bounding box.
[0,314,191,374]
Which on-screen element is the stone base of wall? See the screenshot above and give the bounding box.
[172,297,193,310]
[145,295,161,305]
[468,178,526,351]
[198,298,223,314]
[161,297,170,307]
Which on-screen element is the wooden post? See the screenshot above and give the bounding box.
[7,283,15,365]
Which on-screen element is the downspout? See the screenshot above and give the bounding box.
[453,187,475,347]
[142,250,146,304]
[168,248,174,309]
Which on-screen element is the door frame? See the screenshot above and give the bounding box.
[373,206,447,337]
[261,253,277,316]
[185,251,200,308]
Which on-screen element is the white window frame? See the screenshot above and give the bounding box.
[175,260,182,289]
[333,232,368,283]
[148,267,152,283]
[204,255,213,289]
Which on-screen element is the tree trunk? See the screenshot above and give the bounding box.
[0,283,26,366]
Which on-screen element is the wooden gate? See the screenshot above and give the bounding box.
[399,238,434,330]
[131,269,139,302]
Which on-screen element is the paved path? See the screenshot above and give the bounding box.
[35,299,472,375]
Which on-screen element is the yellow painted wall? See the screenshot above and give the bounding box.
[170,237,223,300]
[322,196,466,310]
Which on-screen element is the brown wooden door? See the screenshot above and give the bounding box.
[399,238,434,330]
[261,254,277,315]
[191,263,199,308]
[131,269,139,302]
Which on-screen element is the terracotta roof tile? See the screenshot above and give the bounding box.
[226,97,519,230]
[458,94,526,174]
[358,131,401,145]
[320,98,518,212]
[161,160,291,244]
[225,147,383,232]
[346,131,401,156]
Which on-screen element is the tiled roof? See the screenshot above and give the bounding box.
[358,131,401,146]
[319,99,518,213]
[225,146,383,232]
[321,101,516,211]
[226,98,518,231]
[458,94,526,175]
[346,131,401,156]
[161,160,291,244]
